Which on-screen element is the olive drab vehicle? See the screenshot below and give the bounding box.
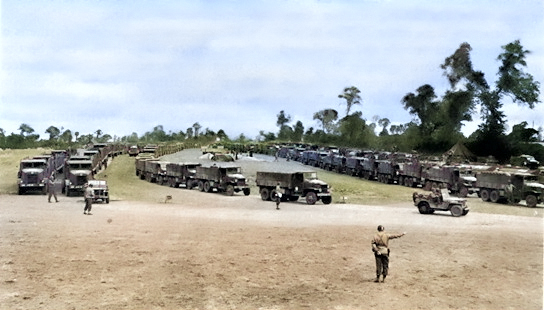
[18,150,67,195]
[475,170,544,207]
[195,165,250,196]
[412,188,469,217]
[164,162,201,189]
[255,171,332,205]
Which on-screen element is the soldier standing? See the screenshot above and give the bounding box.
[371,225,406,283]
[47,172,59,203]
[83,183,94,215]
[274,182,282,210]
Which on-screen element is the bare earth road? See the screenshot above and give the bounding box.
[1,186,542,310]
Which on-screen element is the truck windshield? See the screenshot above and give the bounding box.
[69,163,92,170]
[21,161,46,169]
[303,172,318,180]
[226,167,241,174]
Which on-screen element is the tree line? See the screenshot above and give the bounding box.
[1,40,542,163]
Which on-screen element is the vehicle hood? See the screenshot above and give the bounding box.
[227,173,245,179]
[461,176,477,182]
[69,169,92,175]
[21,168,44,174]
[525,182,544,189]
[306,179,327,186]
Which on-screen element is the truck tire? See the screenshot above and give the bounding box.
[450,205,463,217]
[306,192,317,205]
[321,196,332,204]
[106,198,110,204]
[204,181,212,193]
[459,187,469,198]
[490,190,500,203]
[198,181,205,192]
[525,195,538,208]
[480,189,490,202]
[225,185,234,196]
[243,188,250,196]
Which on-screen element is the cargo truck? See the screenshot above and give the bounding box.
[195,165,250,196]
[475,170,544,207]
[255,171,332,205]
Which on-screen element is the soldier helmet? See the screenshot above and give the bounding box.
[377,225,384,231]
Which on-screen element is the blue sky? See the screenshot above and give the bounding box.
[1,0,543,141]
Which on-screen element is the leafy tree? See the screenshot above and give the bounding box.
[292,121,304,142]
[276,110,291,128]
[378,118,390,136]
[186,127,194,139]
[338,86,362,117]
[192,122,202,137]
[313,109,338,134]
[45,126,61,140]
[258,130,276,142]
[95,129,103,139]
[470,40,541,162]
[217,129,229,140]
[60,129,73,143]
[18,123,35,136]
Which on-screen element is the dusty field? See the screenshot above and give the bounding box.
[1,150,543,309]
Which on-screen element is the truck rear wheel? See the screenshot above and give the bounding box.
[260,188,270,200]
[243,188,250,196]
[204,181,212,193]
[306,192,317,205]
[490,190,500,203]
[525,195,538,208]
[198,181,205,192]
[459,187,469,198]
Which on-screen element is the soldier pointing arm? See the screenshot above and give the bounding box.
[371,225,406,283]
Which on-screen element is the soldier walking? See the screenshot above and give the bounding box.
[371,225,406,283]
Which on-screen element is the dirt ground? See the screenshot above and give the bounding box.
[1,185,543,310]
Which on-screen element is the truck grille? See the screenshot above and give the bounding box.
[27,175,38,184]
[77,176,88,185]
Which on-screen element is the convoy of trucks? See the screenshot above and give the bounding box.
[15,142,544,208]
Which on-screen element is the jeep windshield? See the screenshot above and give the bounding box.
[225,167,241,174]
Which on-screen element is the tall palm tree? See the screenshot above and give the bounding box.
[338,86,362,117]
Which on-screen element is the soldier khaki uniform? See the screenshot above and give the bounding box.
[83,183,95,215]
[371,225,405,283]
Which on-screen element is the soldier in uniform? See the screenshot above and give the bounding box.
[371,225,406,283]
[274,182,282,210]
[83,183,95,215]
[47,172,59,203]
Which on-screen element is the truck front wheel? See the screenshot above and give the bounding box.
[525,195,538,208]
[243,188,250,196]
[306,192,317,205]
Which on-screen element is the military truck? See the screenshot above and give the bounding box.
[64,159,94,196]
[420,164,478,197]
[88,179,109,203]
[255,171,332,205]
[128,145,140,157]
[17,158,50,194]
[195,165,250,196]
[412,188,469,217]
[475,170,544,207]
[164,162,201,188]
